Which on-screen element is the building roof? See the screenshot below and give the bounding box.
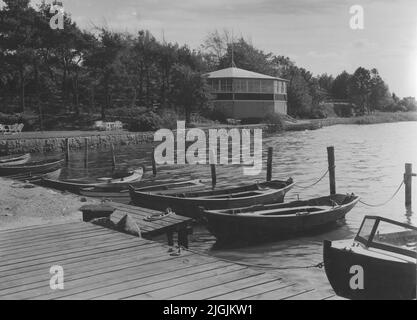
[205,67,289,81]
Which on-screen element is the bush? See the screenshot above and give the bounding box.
[204,109,228,124]
[158,109,180,129]
[334,103,354,117]
[127,111,163,132]
[310,104,328,119]
[106,106,148,119]
[263,113,285,132]
[240,117,263,125]
[0,112,38,131]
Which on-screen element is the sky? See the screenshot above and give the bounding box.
[3,0,417,97]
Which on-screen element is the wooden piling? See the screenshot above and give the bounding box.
[65,138,70,164]
[167,231,174,247]
[110,143,116,170]
[178,227,189,249]
[211,163,217,189]
[84,137,89,169]
[152,148,157,176]
[327,146,336,195]
[266,147,273,182]
[405,163,413,207]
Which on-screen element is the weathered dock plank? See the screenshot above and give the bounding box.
[0,222,328,300]
[101,202,193,239]
[284,288,335,300]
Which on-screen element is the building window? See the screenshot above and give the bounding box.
[248,80,261,93]
[209,79,220,92]
[219,79,232,92]
[260,80,273,93]
[233,79,247,93]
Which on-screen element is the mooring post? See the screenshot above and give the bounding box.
[178,227,189,249]
[65,138,70,164]
[405,163,413,207]
[167,231,174,247]
[209,149,216,189]
[110,143,116,170]
[211,164,217,189]
[84,137,89,169]
[327,146,336,195]
[266,147,273,182]
[151,147,157,176]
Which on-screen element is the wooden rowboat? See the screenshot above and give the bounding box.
[129,178,294,218]
[41,167,144,194]
[0,158,64,176]
[5,168,63,183]
[79,179,211,203]
[324,215,417,300]
[0,153,30,166]
[201,194,359,244]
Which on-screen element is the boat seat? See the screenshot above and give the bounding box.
[236,205,330,216]
[196,190,266,199]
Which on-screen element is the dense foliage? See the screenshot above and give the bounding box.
[0,1,415,132]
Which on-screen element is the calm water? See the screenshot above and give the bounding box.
[36,122,417,282]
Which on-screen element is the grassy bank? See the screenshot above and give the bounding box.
[313,111,417,127]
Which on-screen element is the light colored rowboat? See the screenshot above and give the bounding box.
[41,167,144,194]
[0,153,30,166]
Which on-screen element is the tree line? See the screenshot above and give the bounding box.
[0,1,415,130]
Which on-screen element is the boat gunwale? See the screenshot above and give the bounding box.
[202,195,360,219]
[0,158,64,170]
[42,168,144,189]
[0,153,30,164]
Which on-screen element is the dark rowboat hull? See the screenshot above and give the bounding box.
[0,159,64,176]
[323,239,416,300]
[202,194,359,243]
[129,179,294,219]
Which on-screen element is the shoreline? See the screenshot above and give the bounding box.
[0,177,98,230]
[1,112,416,155]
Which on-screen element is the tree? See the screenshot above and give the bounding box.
[218,38,273,75]
[332,71,351,100]
[368,68,391,112]
[0,0,38,112]
[286,69,313,118]
[202,29,232,67]
[171,64,211,124]
[318,73,334,93]
[348,67,372,114]
[84,29,126,119]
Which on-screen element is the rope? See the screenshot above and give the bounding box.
[177,246,324,270]
[359,180,404,208]
[294,169,330,189]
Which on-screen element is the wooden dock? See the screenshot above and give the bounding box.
[108,202,192,239]
[0,222,338,300]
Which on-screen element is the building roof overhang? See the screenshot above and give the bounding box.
[205,67,289,82]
